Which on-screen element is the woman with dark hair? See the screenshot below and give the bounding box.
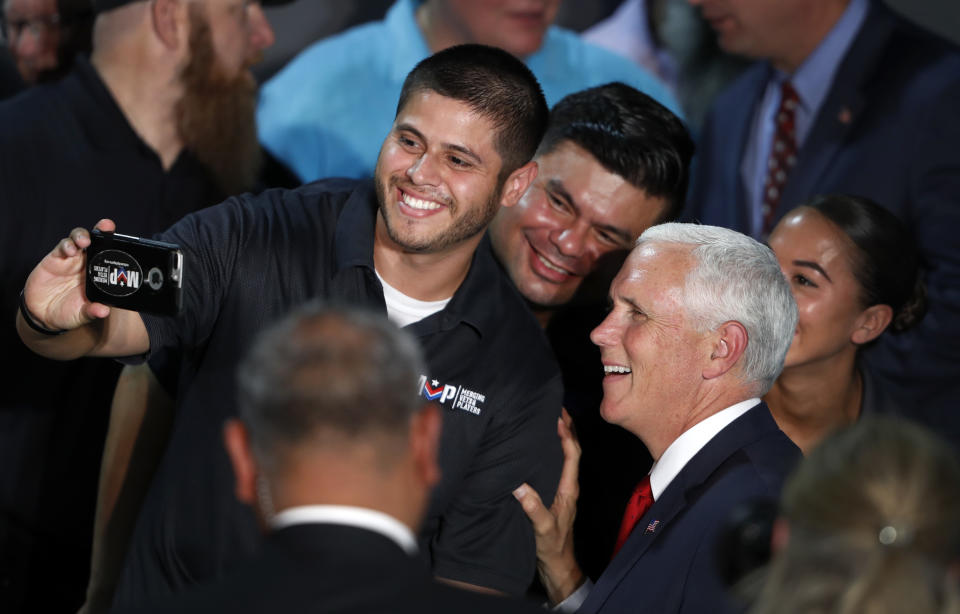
[764,194,926,453]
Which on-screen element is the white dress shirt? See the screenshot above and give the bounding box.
[270,504,418,556]
[555,398,762,612]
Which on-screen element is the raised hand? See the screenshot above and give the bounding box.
[22,219,117,332]
[513,408,584,605]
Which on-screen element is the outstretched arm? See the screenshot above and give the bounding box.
[513,410,585,606]
[79,363,175,614]
[16,219,149,359]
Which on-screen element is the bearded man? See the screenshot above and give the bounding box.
[1,0,94,89]
[0,1,283,612]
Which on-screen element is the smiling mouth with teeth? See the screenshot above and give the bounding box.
[603,365,631,374]
[401,191,444,211]
[536,252,569,275]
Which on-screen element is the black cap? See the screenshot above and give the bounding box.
[94,0,295,16]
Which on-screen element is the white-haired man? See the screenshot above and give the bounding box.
[514,223,802,613]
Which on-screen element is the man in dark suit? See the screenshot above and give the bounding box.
[513,223,802,613]
[114,302,542,614]
[684,0,960,442]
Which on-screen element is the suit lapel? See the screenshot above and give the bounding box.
[724,66,770,232]
[578,479,690,613]
[779,3,896,214]
[578,406,777,614]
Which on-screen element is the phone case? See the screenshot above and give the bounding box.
[85,229,183,316]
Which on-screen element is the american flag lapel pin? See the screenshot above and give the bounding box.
[644,520,660,534]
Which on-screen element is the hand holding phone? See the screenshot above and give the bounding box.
[85,229,184,316]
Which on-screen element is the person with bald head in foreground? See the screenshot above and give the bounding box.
[112,302,544,614]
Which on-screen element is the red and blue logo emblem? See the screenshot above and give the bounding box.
[418,375,486,416]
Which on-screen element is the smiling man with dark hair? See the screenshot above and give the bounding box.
[17,43,563,608]
[488,82,694,578]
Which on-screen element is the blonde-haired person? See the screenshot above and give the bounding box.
[749,416,960,614]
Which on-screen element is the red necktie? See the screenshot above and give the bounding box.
[761,81,800,236]
[611,474,653,559]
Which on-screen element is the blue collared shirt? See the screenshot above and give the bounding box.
[740,0,869,237]
[256,0,680,183]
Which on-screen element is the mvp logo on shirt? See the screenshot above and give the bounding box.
[418,375,486,416]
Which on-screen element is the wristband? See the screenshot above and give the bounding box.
[19,290,67,336]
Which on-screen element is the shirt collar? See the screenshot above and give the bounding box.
[68,56,156,155]
[270,505,418,556]
[333,182,500,338]
[648,398,761,499]
[68,55,205,180]
[434,235,501,337]
[333,180,379,271]
[777,0,869,114]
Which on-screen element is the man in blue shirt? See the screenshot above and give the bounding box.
[256,0,680,183]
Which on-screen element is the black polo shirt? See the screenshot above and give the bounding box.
[116,179,563,605]
[0,57,222,613]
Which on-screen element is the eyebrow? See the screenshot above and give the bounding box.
[607,293,643,313]
[793,259,833,283]
[544,178,634,246]
[621,296,644,312]
[395,123,484,166]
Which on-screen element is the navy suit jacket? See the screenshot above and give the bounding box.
[113,523,544,614]
[685,2,960,442]
[577,403,800,614]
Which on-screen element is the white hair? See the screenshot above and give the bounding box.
[637,223,797,395]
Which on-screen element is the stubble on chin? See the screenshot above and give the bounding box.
[374,170,502,254]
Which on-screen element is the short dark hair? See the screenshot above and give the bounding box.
[537,82,694,223]
[236,301,426,464]
[803,194,926,333]
[396,43,548,178]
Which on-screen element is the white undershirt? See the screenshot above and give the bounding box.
[375,269,451,327]
[555,398,762,612]
[270,504,418,556]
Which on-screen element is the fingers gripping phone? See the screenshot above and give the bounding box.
[85,229,184,315]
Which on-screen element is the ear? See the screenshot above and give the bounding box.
[223,418,258,506]
[770,516,790,555]
[498,160,538,209]
[850,303,893,345]
[703,320,749,380]
[409,404,442,489]
[151,0,186,51]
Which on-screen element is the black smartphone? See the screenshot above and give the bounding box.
[85,229,184,316]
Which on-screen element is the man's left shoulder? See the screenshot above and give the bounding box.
[865,10,960,96]
[477,249,560,382]
[708,407,800,500]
